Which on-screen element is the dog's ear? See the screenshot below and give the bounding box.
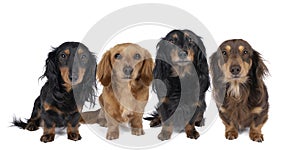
[84,52,97,105]
[140,50,154,86]
[97,51,112,86]
[210,50,224,81]
[152,40,173,95]
[194,45,210,92]
[153,40,172,80]
[40,51,59,86]
[210,50,226,106]
[251,50,269,80]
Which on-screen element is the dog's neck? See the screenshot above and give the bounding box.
[171,64,193,78]
[226,77,249,102]
[110,77,146,109]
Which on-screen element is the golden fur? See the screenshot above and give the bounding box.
[95,43,153,140]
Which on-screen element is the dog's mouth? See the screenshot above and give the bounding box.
[175,60,191,66]
[122,76,132,80]
[231,75,241,79]
[226,75,248,83]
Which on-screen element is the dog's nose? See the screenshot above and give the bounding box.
[69,74,78,81]
[230,65,241,75]
[123,66,133,76]
[178,50,188,59]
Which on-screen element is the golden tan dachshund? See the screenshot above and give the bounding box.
[82,43,153,140]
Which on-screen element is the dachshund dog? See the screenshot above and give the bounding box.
[144,30,210,140]
[81,43,153,140]
[210,39,269,142]
[13,42,97,142]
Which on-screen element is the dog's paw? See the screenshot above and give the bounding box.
[99,118,107,127]
[158,130,172,141]
[40,134,55,143]
[150,118,161,127]
[68,133,82,141]
[225,131,238,140]
[106,131,119,140]
[195,118,205,127]
[131,128,145,136]
[26,122,38,131]
[186,130,200,139]
[250,132,264,142]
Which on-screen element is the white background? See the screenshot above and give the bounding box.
[1,0,299,149]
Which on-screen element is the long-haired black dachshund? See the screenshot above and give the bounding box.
[13,42,97,142]
[144,30,210,140]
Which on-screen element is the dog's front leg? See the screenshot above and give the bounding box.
[105,113,119,140]
[67,111,82,141]
[130,112,145,136]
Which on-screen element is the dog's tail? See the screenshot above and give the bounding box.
[143,111,161,127]
[12,117,28,129]
[80,109,101,124]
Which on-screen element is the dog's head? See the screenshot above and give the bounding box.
[97,43,153,86]
[154,29,209,79]
[211,39,268,85]
[42,42,97,92]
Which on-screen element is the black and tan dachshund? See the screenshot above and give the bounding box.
[13,42,97,142]
[145,30,210,140]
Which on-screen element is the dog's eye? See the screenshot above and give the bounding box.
[222,50,227,56]
[134,53,141,60]
[81,54,87,59]
[243,50,248,55]
[188,37,192,43]
[61,54,66,58]
[114,53,122,59]
[169,38,176,43]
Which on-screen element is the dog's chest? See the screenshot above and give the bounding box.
[114,83,143,121]
[222,99,252,129]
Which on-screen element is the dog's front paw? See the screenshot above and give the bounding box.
[158,130,172,141]
[68,133,82,141]
[250,132,264,142]
[26,121,39,131]
[186,129,200,139]
[195,118,205,127]
[99,118,107,127]
[150,118,161,127]
[40,134,55,143]
[106,131,119,140]
[131,128,145,136]
[225,131,238,140]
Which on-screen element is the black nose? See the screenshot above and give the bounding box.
[69,74,78,81]
[230,65,241,75]
[178,50,188,59]
[123,66,133,76]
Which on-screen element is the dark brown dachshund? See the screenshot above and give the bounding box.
[210,39,269,142]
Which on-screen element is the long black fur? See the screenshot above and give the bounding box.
[12,42,97,142]
[145,30,210,133]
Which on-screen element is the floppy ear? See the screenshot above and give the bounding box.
[40,51,59,87]
[86,53,97,86]
[152,40,173,97]
[210,50,227,106]
[194,46,210,92]
[210,50,224,83]
[251,50,269,80]
[140,50,154,86]
[153,40,172,80]
[83,52,97,105]
[97,51,112,86]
